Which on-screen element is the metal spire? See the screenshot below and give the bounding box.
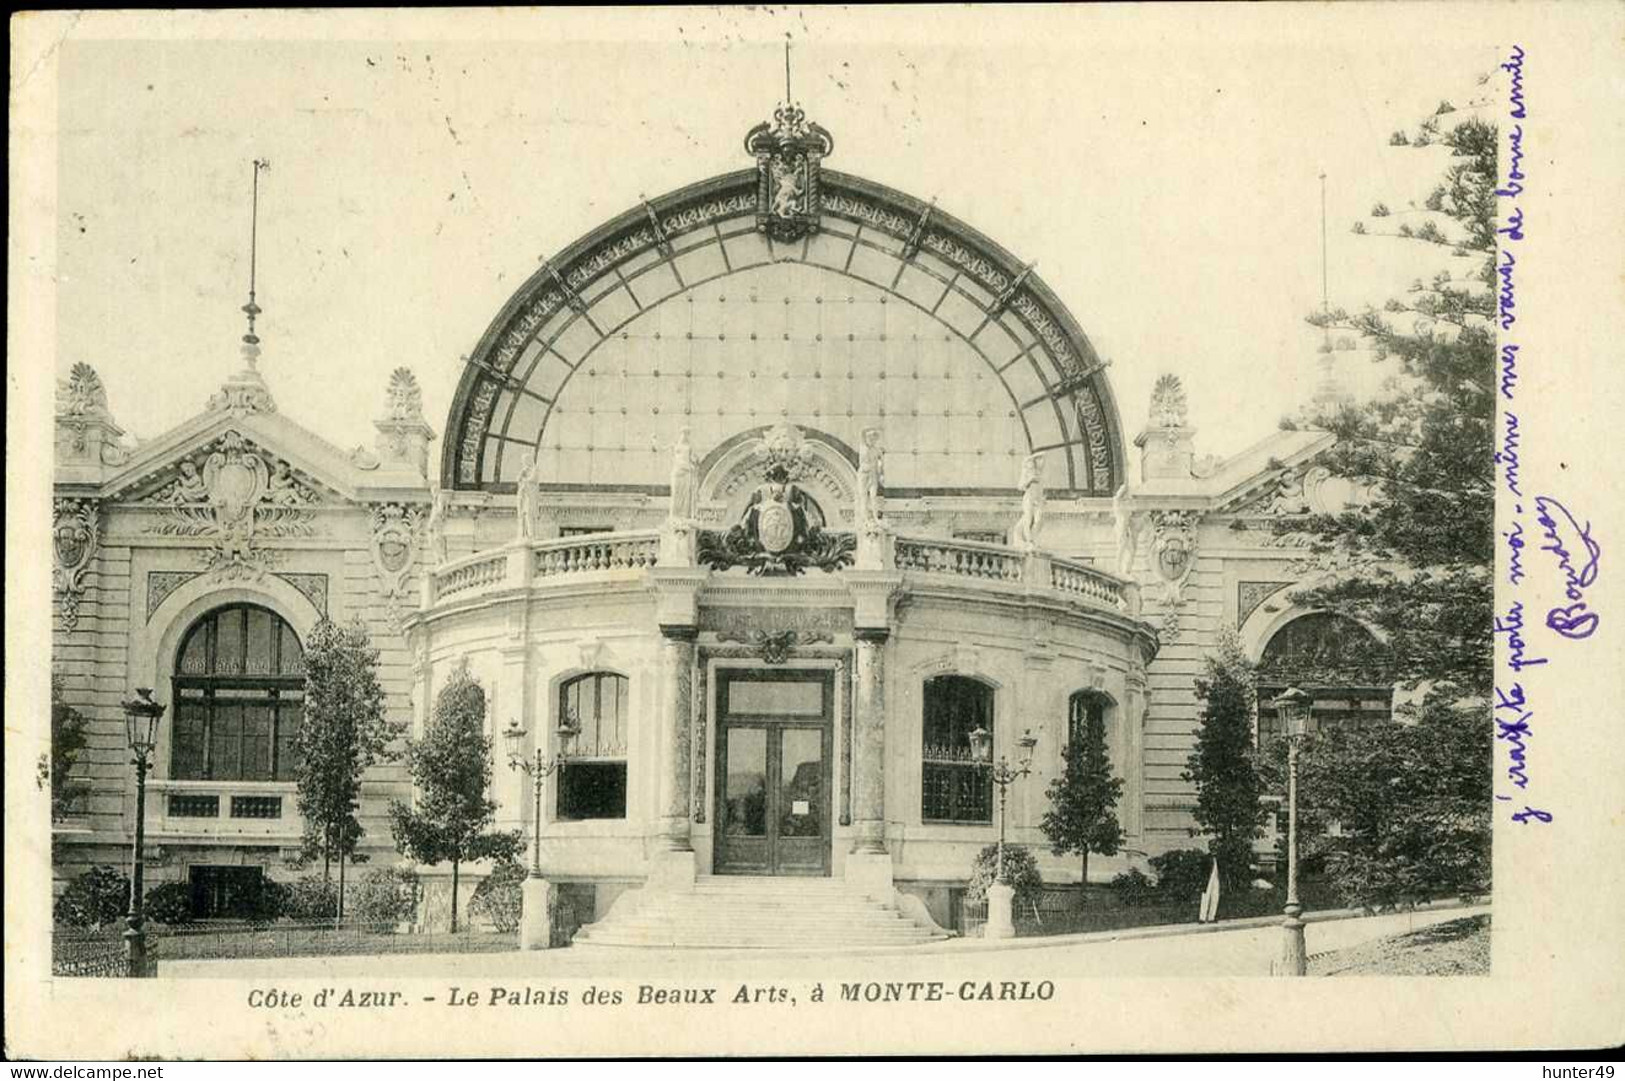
[784,36,793,104]
[241,158,270,368]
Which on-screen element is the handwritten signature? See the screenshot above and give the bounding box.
[1533,496,1601,639]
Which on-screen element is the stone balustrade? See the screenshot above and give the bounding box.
[432,551,509,600]
[1049,554,1129,610]
[894,535,1024,581]
[534,530,660,577]
[423,529,1132,618]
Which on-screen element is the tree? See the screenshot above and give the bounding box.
[1039,705,1124,900]
[388,665,522,932]
[47,674,90,821]
[1184,634,1268,903]
[296,618,400,919]
[1281,106,1497,905]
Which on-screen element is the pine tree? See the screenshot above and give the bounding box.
[1275,105,1497,908]
[1184,634,1267,902]
[1040,704,1124,900]
[296,618,400,918]
[388,665,522,932]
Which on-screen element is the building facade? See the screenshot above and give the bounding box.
[50,103,1384,933]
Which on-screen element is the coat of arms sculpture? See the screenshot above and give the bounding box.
[745,103,834,243]
[697,424,854,576]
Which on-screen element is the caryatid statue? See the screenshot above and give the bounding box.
[854,427,884,526]
[668,426,697,523]
[1010,452,1047,551]
[514,452,539,541]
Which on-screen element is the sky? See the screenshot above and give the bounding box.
[50,7,1498,463]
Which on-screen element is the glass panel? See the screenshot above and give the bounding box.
[244,608,275,674]
[722,727,768,836]
[727,680,823,716]
[557,762,628,820]
[778,729,823,837]
[177,628,210,675]
[276,699,303,781]
[279,622,306,676]
[922,762,992,823]
[923,676,991,759]
[211,702,243,780]
[241,704,273,780]
[215,608,245,676]
[171,699,208,780]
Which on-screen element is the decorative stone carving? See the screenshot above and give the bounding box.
[52,499,99,631]
[56,363,128,466]
[142,431,318,579]
[699,606,847,638]
[714,628,836,665]
[274,572,329,616]
[374,367,436,476]
[744,103,833,243]
[206,368,278,416]
[385,367,424,422]
[696,425,855,576]
[1149,373,1188,429]
[1238,580,1294,628]
[371,502,424,631]
[146,569,202,622]
[1009,452,1047,551]
[1148,510,1199,605]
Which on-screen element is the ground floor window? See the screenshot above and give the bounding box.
[921,675,994,824]
[558,672,629,820]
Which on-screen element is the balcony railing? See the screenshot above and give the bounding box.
[534,530,659,577]
[423,529,1137,619]
[895,536,1024,581]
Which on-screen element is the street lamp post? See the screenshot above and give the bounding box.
[1269,686,1313,977]
[501,715,575,949]
[121,688,165,978]
[968,726,1038,939]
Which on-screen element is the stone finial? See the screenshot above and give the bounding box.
[372,366,436,477]
[1134,372,1198,481]
[56,363,129,467]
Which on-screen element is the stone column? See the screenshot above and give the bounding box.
[850,628,889,854]
[649,624,698,888]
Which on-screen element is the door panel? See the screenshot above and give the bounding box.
[713,669,833,876]
[718,726,771,873]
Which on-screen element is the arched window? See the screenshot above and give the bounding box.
[170,604,305,782]
[1256,612,1393,751]
[921,675,993,824]
[1067,691,1113,750]
[558,672,629,820]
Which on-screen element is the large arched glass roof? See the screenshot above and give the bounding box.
[443,170,1125,495]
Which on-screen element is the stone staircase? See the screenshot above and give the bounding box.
[572,875,950,949]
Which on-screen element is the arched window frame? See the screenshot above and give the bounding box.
[557,671,629,821]
[1066,690,1116,754]
[1254,611,1394,753]
[921,674,995,825]
[168,603,306,784]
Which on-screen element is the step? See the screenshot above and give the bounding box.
[573,876,949,950]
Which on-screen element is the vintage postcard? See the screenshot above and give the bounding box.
[7,4,1623,1060]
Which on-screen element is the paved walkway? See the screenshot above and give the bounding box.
[161,904,1487,980]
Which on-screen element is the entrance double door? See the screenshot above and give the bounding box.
[714,668,833,876]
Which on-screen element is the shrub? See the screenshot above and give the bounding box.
[249,878,291,923]
[966,844,1043,914]
[283,876,339,921]
[1108,868,1158,908]
[53,866,129,927]
[142,882,195,926]
[349,866,419,925]
[1371,202,1391,217]
[1388,131,1409,146]
[1148,848,1212,903]
[468,860,526,933]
